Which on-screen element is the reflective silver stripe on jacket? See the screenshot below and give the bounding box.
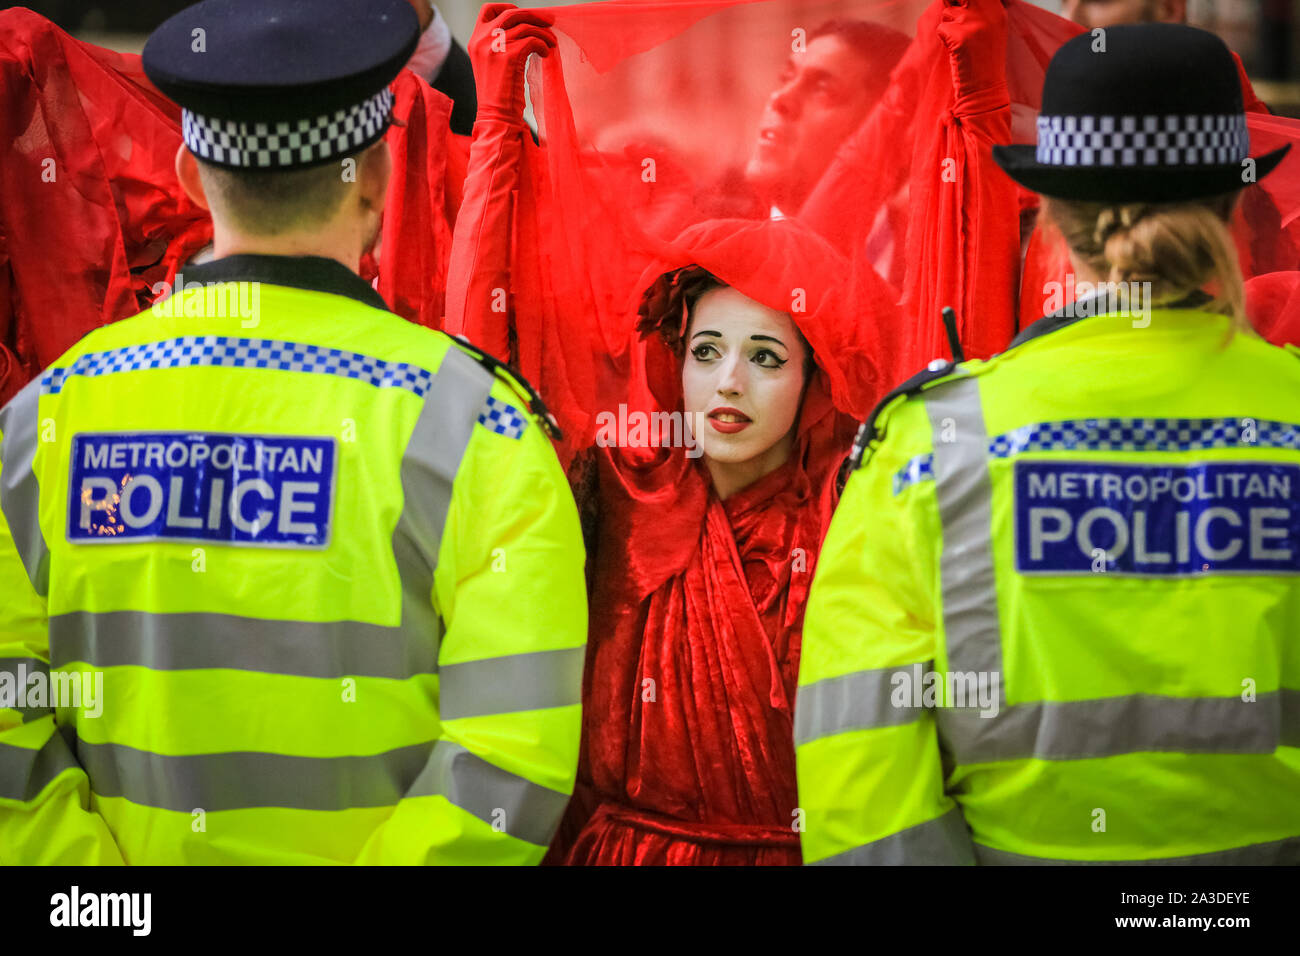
[810,807,976,865]
[0,377,49,597]
[1287,688,1300,747]
[0,733,81,802]
[59,733,569,843]
[925,377,1004,705]
[75,735,432,812]
[48,612,583,712]
[936,689,1300,762]
[439,647,585,720]
[49,612,437,680]
[975,835,1300,866]
[794,663,932,747]
[391,345,492,653]
[406,740,572,847]
[0,657,53,723]
[795,674,1299,758]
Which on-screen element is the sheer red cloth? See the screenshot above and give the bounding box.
[445,0,1080,864]
[0,8,210,406]
[448,1,1091,463]
[450,1,915,468]
[0,8,464,407]
[802,0,1080,387]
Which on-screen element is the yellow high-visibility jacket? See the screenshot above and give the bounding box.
[0,255,587,864]
[796,306,1300,865]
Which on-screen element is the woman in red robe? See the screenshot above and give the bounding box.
[449,4,900,865]
[445,0,1077,865]
[553,219,874,865]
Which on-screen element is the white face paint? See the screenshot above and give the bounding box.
[680,285,809,498]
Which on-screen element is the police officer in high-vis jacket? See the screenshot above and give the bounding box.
[796,24,1300,864]
[0,0,586,864]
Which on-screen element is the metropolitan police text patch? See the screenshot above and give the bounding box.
[1015,461,1300,575]
[69,432,336,548]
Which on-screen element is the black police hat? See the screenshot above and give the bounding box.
[143,0,419,171]
[993,23,1290,203]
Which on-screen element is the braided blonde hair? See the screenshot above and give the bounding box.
[1041,192,1251,333]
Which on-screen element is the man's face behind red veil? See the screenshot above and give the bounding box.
[745,33,879,213]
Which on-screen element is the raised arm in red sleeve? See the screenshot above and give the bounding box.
[445,4,556,359]
[921,0,1021,363]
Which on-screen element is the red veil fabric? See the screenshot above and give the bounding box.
[445,0,1080,864]
[0,8,465,407]
[0,8,209,405]
[801,0,1078,387]
[449,0,1088,462]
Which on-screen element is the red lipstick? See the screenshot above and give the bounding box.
[708,406,752,434]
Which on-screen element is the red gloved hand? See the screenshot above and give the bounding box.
[937,0,1010,102]
[469,3,557,127]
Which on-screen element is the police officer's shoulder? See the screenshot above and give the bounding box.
[447,335,563,443]
[850,357,990,470]
[46,310,145,374]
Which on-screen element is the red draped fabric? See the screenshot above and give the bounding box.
[802,0,1077,387]
[446,0,1076,864]
[1247,270,1300,346]
[0,8,464,407]
[449,1,1084,465]
[0,8,210,406]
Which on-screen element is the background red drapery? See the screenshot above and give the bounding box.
[0,7,465,406]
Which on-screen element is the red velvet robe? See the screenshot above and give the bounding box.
[528,215,863,865]
[550,448,836,865]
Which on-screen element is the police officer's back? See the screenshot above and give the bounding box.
[795,24,1300,864]
[0,0,586,864]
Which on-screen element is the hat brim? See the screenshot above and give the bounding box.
[992,143,1290,202]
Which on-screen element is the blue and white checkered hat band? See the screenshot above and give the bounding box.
[1036,113,1249,168]
[182,87,395,169]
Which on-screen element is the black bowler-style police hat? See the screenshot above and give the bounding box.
[142,0,420,172]
[994,23,1290,202]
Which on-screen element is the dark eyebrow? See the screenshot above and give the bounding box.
[749,335,787,348]
[690,330,721,340]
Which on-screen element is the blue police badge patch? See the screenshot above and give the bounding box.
[69,432,336,548]
[1014,460,1300,575]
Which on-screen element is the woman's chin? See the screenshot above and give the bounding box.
[698,438,765,467]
